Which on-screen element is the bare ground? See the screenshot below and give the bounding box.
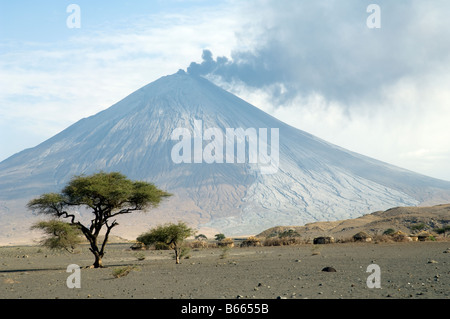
[1,241,449,299]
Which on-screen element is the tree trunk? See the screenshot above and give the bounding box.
[87,235,104,268]
[93,251,103,268]
[175,247,180,264]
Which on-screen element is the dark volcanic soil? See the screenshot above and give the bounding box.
[1,241,449,299]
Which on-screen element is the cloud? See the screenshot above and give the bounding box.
[188,1,450,107]
[0,2,239,161]
[185,1,450,180]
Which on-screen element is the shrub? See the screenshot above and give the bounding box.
[31,220,82,253]
[434,225,450,237]
[219,246,230,259]
[134,252,145,261]
[112,265,138,278]
[383,228,396,236]
[410,223,426,232]
[278,229,300,238]
[177,246,191,260]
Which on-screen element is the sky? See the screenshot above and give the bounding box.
[1,0,450,181]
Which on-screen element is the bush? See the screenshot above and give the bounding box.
[383,228,396,236]
[112,265,138,278]
[410,223,426,232]
[31,220,82,253]
[173,246,191,260]
[278,229,300,238]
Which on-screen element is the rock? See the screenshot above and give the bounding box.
[322,266,337,272]
[427,259,438,264]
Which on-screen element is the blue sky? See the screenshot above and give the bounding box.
[1,1,450,181]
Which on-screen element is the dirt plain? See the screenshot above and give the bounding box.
[1,240,449,300]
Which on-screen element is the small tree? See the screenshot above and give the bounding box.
[410,223,426,233]
[195,234,207,241]
[31,220,82,253]
[215,233,225,241]
[27,171,171,268]
[434,225,450,237]
[137,222,195,264]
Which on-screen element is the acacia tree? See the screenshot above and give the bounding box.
[27,172,171,268]
[137,222,195,264]
[31,220,83,253]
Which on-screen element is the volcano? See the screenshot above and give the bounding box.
[1,70,450,244]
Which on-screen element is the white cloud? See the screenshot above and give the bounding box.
[222,63,450,181]
[0,3,239,161]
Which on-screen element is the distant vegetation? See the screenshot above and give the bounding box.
[434,225,450,237]
[214,233,226,241]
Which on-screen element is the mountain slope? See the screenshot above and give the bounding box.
[257,204,450,241]
[1,70,450,243]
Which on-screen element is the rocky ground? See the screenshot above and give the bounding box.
[1,240,449,300]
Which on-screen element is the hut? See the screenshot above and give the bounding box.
[313,236,334,244]
[353,231,372,242]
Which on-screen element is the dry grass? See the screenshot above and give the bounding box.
[112,265,139,278]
